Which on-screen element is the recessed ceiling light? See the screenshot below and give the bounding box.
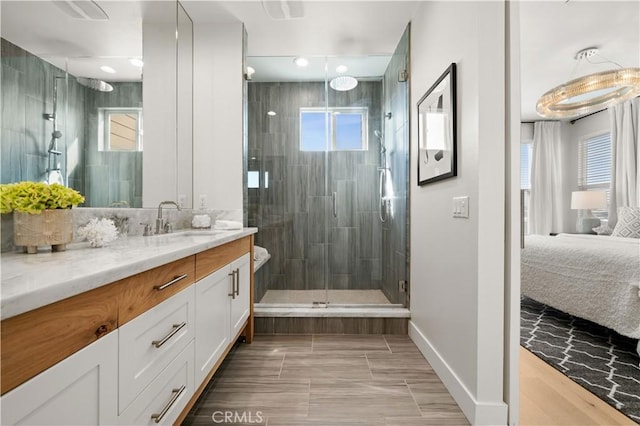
[100,65,116,74]
[336,65,348,74]
[294,57,309,67]
[329,76,358,91]
[129,58,144,68]
[267,111,277,116]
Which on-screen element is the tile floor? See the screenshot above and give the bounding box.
[258,290,393,305]
[183,334,469,426]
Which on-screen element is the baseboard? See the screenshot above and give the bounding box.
[408,321,508,425]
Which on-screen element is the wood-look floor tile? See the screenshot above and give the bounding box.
[215,352,284,379]
[242,334,313,353]
[196,379,310,418]
[366,353,434,380]
[406,378,466,419]
[206,377,310,393]
[279,352,372,380]
[383,335,423,354]
[308,379,422,417]
[183,414,267,426]
[268,417,386,425]
[385,415,470,425]
[312,334,391,353]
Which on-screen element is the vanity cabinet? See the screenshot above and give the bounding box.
[1,331,118,425]
[0,233,254,426]
[118,285,195,414]
[118,341,195,425]
[194,252,250,386]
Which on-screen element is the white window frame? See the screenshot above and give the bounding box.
[299,107,369,152]
[577,131,611,219]
[98,108,143,152]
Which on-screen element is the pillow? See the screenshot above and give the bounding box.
[611,207,640,238]
[592,224,612,236]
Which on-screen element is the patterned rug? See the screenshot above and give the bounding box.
[521,296,640,422]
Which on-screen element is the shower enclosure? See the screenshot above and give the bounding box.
[247,28,410,309]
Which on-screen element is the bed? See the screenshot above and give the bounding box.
[521,233,640,355]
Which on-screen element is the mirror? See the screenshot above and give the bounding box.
[0,1,193,208]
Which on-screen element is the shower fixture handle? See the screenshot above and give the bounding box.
[332,192,338,218]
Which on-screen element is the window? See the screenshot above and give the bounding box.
[578,132,611,218]
[300,107,368,151]
[98,108,143,152]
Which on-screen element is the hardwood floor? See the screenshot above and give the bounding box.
[182,334,469,426]
[520,347,638,426]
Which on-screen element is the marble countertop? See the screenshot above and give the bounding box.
[1,228,257,320]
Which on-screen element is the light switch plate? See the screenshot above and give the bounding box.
[453,196,469,218]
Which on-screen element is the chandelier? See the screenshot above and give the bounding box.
[536,47,640,120]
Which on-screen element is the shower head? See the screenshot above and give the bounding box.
[76,77,113,92]
[52,130,62,139]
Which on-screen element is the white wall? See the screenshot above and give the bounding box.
[193,23,244,214]
[142,22,177,208]
[409,2,508,424]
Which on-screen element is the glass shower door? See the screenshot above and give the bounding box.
[324,57,389,306]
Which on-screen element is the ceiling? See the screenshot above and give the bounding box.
[519,1,639,121]
[2,1,637,120]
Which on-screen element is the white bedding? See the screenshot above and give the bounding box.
[521,233,640,341]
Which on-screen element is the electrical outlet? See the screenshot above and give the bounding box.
[199,194,207,209]
[177,194,186,208]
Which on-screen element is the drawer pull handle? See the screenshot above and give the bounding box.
[150,385,186,423]
[234,268,240,296]
[154,274,188,291]
[228,271,236,299]
[152,322,187,348]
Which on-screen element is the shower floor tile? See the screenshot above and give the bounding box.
[259,289,392,305]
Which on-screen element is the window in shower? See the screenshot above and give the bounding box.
[98,108,143,152]
[300,107,368,151]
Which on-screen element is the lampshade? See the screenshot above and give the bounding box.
[571,190,607,210]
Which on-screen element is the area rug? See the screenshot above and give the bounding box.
[520,296,640,422]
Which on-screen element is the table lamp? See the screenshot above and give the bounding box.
[571,190,607,234]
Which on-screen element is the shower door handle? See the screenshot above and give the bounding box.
[332,192,338,218]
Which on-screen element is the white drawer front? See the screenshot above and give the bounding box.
[119,285,195,413]
[118,340,194,425]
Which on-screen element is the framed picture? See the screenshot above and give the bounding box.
[417,63,457,185]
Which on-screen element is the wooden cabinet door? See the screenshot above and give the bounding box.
[194,266,231,387]
[1,331,118,425]
[229,253,251,338]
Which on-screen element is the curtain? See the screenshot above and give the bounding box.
[608,98,640,228]
[528,121,564,235]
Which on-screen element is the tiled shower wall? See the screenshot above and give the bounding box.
[1,38,142,208]
[381,26,410,305]
[248,81,384,295]
[83,83,143,207]
[1,38,83,189]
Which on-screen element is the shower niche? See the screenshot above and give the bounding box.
[0,1,193,208]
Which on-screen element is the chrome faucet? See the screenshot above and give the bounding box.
[156,201,181,234]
